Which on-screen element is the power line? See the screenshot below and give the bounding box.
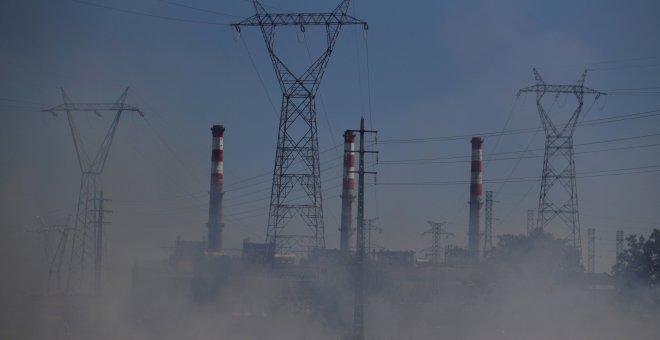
[602,86,660,91]
[71,0,230,25]
[380,132,660,164]
[376,164,660,186]
[536,54,660,70]
[142,116,207,190]
[158,0,244,18]
[377,108,660,144]
[590,63,660,72]
[237,35,279,117]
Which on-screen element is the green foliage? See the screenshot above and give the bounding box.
[487,229,583,278]
[612,229,660,291]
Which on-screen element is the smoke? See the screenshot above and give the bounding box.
[4,243,659,340]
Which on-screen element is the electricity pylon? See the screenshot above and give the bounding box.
[587,227,595,273]
[484,191,494,254]
[526,209,535,236]
[233,1,367,254]
[44,88,142,294]
[518,69,605,254]
[424,221,452,264]
[615,230,624,263]
[364,217,381,257]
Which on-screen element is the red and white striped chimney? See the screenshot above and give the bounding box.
[340,130,356,255]
[207,125,225,253]
[468,137,484,260]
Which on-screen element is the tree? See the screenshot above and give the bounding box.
[487,229,582,279]
[612,228,660,292]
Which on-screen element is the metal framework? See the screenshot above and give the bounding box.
[587,228,595,273]
[232,0,367,254]
[424,221,452,264]
[484,191,494,253]
[28,215,72,293]
[364,217,381,258]
[615,230,624,263]
[44,88,141,294]
[526,209,535,236]
[518,69,605,254]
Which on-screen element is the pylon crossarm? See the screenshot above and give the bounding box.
[43,103,142,114]
[232,13,366,30]
[519,84,604,95]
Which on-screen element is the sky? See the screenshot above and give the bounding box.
[1,0,659,292]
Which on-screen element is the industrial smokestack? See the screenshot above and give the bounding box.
[468,137,484,260]
[207,125,225,253]
[340,130,356,255]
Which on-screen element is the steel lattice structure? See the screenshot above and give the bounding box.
[615,230,624,262]
[518,69,605,254]
[424,221,452,264]
[526,209,535,236]
[484,191,494,254]
[587,228,595,273]
[44,88,141,294]
[28,215,72,293]
[364,217,381,257]
[233,1,367,254]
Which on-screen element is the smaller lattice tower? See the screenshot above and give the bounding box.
[587,228,595,273]
[615,230,624,263]
[425,221,452,264]
[484,191,494,254]
[526,209,535,236]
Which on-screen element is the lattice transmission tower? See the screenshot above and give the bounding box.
[484,191,494,254]
[44,88,141,294]
[518,69,605,254]
[364,217,381,258]
[424,221,452,264]
[526,209,535,235]
[615,230,624,263]
[587,227,595,273]
[233,1,367,254]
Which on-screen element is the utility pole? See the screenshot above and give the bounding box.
[43,88,142,294]
[615,230,624,263]
[424,221,452,264]
[526,209,535,236]
[91,191,112,296]
[587,228,595,273]
[348,117,377,340]
[484,191,494,254]
[518,69,605,255]
[232,1,367,254]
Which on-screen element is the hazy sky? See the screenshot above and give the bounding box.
[1,0,659,291]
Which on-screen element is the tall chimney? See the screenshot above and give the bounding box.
[468,137,484,260]
[207,125,225,253]
[340,130,357,255]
